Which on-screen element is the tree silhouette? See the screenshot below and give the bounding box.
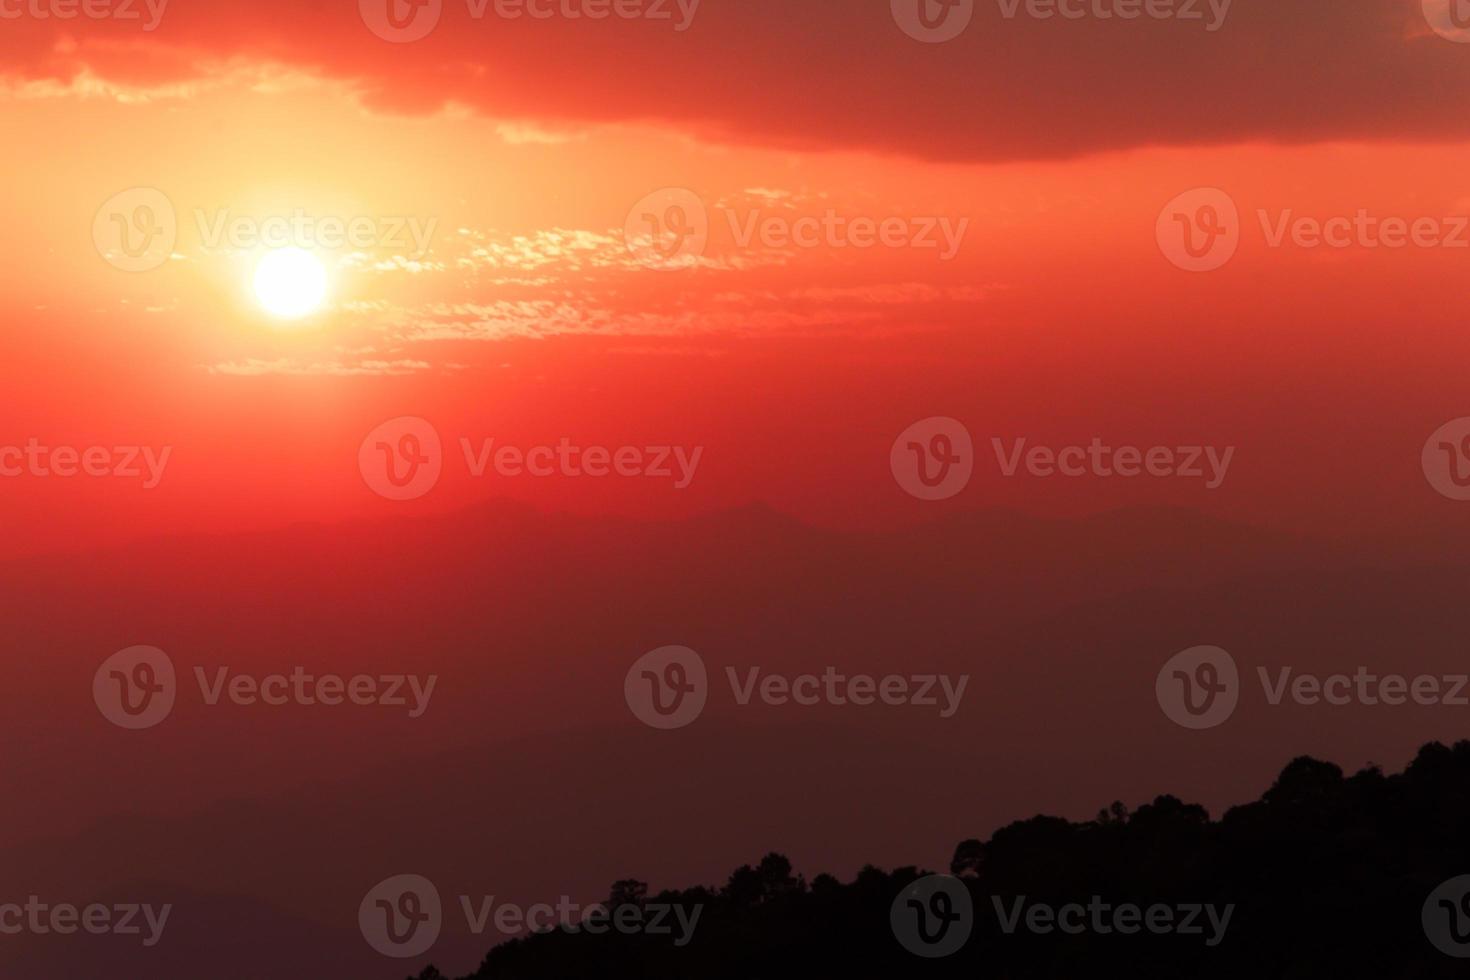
[406,741,1470,979]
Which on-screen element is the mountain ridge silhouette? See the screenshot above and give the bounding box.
[401,739,1470,979]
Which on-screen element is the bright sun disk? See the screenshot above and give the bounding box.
[253,247,328,319]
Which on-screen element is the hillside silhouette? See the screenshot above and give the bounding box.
[408,740,1470,979]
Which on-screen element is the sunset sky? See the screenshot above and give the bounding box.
[0,0,1463,560]
[6,2,1470,976]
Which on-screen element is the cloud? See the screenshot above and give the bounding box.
[208,357,434,376]
[329,273,993,347]
[494,121,587,145]
[363,298,892,342]
[2,0,1467,160]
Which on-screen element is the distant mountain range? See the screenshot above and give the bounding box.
[1,500,1467,977]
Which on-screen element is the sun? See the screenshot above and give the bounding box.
[253,247,328,319]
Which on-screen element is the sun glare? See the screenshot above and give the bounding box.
[253,247,328,319]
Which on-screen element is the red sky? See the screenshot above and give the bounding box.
[4,3,1470,975]
[1,1,1467,560]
